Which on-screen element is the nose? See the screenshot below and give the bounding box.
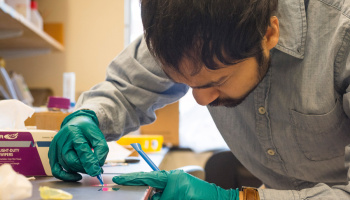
[192,88,220,106]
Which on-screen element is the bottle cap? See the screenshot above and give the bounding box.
[47,96,70,110]
[31,1,38,10]
[70,102,76,108]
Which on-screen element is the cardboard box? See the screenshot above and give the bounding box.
[24,102,179,146]
[140,102,179,146]
[25,112,71,131]
[0,130,57,176]
[44,23,64,45]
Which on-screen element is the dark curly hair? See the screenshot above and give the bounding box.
[140,0,278,74]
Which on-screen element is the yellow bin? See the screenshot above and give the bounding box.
[117,135,163,153]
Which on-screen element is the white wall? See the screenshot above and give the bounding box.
[6,0,124,100]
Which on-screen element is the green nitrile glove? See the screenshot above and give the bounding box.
[113,170,239,200]
[48,110,109,181]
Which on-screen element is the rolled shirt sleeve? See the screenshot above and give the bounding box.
[75,36,188,141]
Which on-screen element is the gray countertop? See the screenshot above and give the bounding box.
[27,174,150,200]
[26,148,168,200]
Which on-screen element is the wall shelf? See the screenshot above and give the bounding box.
[0,0,64,59]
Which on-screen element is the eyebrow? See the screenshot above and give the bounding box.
[191,76,228,89]
[164,69,229,89]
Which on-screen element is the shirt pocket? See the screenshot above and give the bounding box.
[290,99,350,161]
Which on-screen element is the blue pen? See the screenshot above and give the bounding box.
[96,171,104,186]
[131,143,160,171]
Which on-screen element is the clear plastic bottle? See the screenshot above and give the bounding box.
[30,0,43,30]
[63,72,76,107]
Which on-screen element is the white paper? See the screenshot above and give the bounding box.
[0,99,34,129]
[105,142,132,162]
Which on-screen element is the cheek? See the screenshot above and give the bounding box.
[221,68,260,97]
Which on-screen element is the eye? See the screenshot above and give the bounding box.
[215,79,229,88]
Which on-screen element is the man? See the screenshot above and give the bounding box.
[48,0,350,199]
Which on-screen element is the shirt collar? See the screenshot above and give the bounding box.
[274,0,307,59]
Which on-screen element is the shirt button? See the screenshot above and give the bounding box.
[267,149,275,156]
[297,47,301,53]
[258,107,266,114]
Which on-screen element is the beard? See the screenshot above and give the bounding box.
[208,52,271,108]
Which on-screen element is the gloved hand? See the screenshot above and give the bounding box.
[113,170,239,200]
[48,110,109,181]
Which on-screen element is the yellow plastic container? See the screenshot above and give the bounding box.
[39,186,73,200]
[117,135,163,153]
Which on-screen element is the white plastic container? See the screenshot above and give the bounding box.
[29,1,43,30]
[5,0,30,20]
[63,72,76,108]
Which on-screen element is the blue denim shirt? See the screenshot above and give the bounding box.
[76,0,350,199]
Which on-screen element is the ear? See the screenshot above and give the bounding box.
[263,16,279,50]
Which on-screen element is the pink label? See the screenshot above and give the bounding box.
[0,132,46,176]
